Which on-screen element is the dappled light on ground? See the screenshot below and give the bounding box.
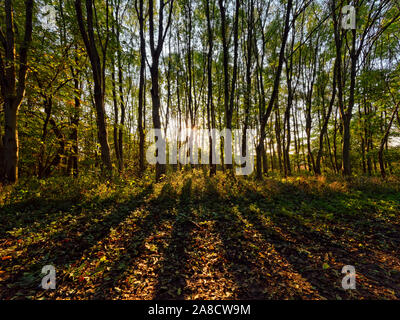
[1,172,399,299]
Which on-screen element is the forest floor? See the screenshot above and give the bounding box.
[0,170,399,300]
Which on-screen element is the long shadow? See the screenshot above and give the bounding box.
[267,208,400,298]
[153,178,197,299]
[239,186,399,299]
[77,182,180,299]
[206,197,321,299]
[202,179,400,299]
[272,184,400,255]
[0,198,84,237]
[0,186,153,299]
[152,208,196,299]
[212,207,268,299]
[254,181,400,255]
[89,203,176,299]
[3,176,398,299]
[243,209,345,299]
[218,185,347,298]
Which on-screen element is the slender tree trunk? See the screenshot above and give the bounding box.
[111,57,120,169]
[242,0,253,170]
[315,60,337,175]
[256,0,292,180]
[75,0,112,173]
[116,5,125,172]
[0,0,34,183]
[206,0,216,176]
[148,0,174,181]
[379,101,399,178]
[69,75,80,176]
[3,101,19,182]
[218,0,240,172]
[275,109,283,173]
[135,0,146,174]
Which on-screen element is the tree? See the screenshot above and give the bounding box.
[148,0,174,181]
[205,0,216,176]
[74,0,112,173]
[135,0,147,175]
[256,0,293,180]
[0,0,34,183]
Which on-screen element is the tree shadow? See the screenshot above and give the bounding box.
[0,198,84,237]
[152,178,197,299]
[0,185,153,299]
[210,201,322,299]
[87,202,176,299]
[238,184,400,299]
[58,181,181,299]
[2,175,398,300]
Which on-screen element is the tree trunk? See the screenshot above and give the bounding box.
[135,0,146,175]
[315,59,337,175]
[148,0,174,181]
[3,101,19,182]
[75,0,112,173]
[111,57,121,169]
[206,0,216,176]
[256,0,292,180]
[0,0,34,184]
[379,101,399,178]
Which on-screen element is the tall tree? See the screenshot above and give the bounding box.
[0,0,34,183]
[218,0,240,171]
[74,0,112,173]
[148,0,174,181]
[337,0,399,176]
[256,0,293,180]
[205,0,216,176]
[135,0,146,175]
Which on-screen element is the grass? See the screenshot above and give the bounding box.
[0,171,399,300]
